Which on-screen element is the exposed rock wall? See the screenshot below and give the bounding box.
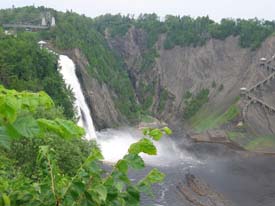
[68,48,124,130]
[108,28,275,135]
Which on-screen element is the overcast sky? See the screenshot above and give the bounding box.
[0,0,275,21]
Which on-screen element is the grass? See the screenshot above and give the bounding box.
[190,104,240,133]
[227,131,246,141]
[245,135,275,151]
[140,115,156,123]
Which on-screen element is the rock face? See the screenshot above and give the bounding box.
[177,174,234,206]
[68,48,124,130]
[108,29,275,135]
[68,28,275,136]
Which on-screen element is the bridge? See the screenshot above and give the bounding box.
[241,55,275,120]
[2,12,55,31]
[3,24,49,30]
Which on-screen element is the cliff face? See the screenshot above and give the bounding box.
[71,27,275,136]
[107,28,275,135]
[69,49,124,130]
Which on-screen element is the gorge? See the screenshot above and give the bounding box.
[1,6,275,206]
[58,52,275,206]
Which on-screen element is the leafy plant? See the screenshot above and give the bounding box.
[0,86,171,206]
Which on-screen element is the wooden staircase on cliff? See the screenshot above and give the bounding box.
[241,55,275,120]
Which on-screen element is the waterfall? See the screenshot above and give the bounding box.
[58,55,97,140]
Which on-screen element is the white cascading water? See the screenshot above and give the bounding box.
[58,55,97,140]
[96,128,201,166]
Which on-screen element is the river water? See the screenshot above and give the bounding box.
[58,54,275,206]
[97,128,275,206]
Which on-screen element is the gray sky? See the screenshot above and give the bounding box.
[1,0,275,21]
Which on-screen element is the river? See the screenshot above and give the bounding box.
[97,128,275,206]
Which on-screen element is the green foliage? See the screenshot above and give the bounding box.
[141,48,159,71]
[191,103,240,132]
[164,16,274,49]
[245,135,275,150]
[139,115,156,123]
[158,88,169,112]
[139,81,155,112]
[0,86,170,206]
[0,85,83,148]
[184,91,192,99]
[236,19,273,50]
[164,16,214,49]
[93,14,133,37]
[227,131,246,141]
[135,14,166,48]
[183,89,209,119]
[0,33,75,119]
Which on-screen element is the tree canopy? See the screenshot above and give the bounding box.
[0,32,75,119]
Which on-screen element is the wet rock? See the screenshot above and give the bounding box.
[177,174,234,206]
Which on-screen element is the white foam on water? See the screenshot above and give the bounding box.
[96,127,201,166]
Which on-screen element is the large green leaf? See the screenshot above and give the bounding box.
[86,146,104,162]
[139,168,165,185]
[93,184,107,202]
[128,138,157,155]
[162,127,172,135]
[0,101,17,124]
[137,168,165,196]
[37,118,85,139]
[0,86,54,125]
[124,186,140,206]
[12,115,40,138]
[2,193,11,206]
[149,128,163,140]
[124,154,145,170]
[116,159,128,174]
[0,127,10,149]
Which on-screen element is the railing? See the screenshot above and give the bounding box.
[3,24,49,29]
[242,56,275,119]
[248,72,275,92]
[245,93,275,113]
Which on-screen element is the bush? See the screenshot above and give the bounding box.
[184,89,209,119]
